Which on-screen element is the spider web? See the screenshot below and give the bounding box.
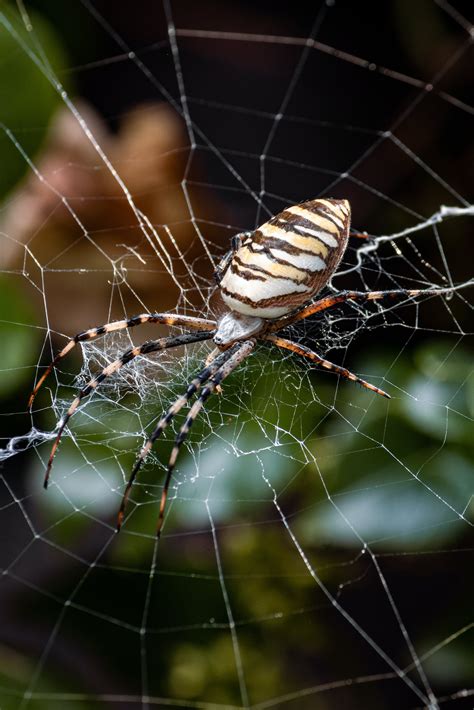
[0,1,473,708]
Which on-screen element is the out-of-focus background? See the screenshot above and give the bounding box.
[0,1,473,709]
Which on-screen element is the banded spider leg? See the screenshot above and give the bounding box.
[29,312,216,408]
[272,286,462,332]
[43,330,216,488]
[262,286,463,398]
[118,339,255,536]
[264,335,390,398]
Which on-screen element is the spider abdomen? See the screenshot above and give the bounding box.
[220,198,351,318]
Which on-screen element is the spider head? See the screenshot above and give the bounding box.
[214,311,264,347]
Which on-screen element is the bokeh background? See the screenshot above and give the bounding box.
[0,1,473,709]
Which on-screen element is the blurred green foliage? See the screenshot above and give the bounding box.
[0,4,68,198]
[0,278,41,397]
[3,340,468,708]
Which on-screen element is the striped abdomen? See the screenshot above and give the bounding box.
[220,198,351,318]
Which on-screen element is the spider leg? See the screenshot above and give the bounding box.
[205,347,224,393]
[43,330,215,489]
[270,285,464,331]
[117,343,240,530]
[205,347,220,366]
[116,339,255,534]
[264,334,390,399]
[155,339,255,537]
[349,228,370,239]
[29,313,216,408]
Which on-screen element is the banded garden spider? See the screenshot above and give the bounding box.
[29,198,459,535]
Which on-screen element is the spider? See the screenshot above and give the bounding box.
[30,198,454,536]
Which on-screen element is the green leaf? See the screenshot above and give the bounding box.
[0,276,41,396]
[0,4,70,198]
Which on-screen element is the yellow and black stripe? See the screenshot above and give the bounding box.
[220,198,351,318]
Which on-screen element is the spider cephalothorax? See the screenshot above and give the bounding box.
[29,198,455,535]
